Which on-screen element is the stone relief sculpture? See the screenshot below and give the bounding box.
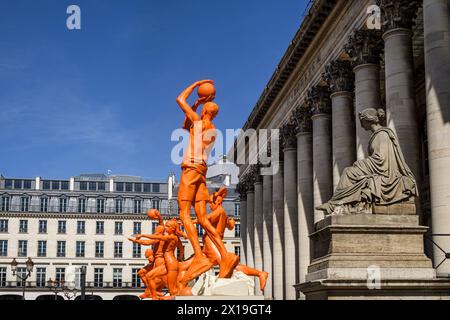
[317,108,418,215]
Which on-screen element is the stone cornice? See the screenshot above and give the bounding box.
[323,60,355,93]
[377,0,421,32]
[344,29,383,67]
[307,85,332,116]
[242,0,338,131]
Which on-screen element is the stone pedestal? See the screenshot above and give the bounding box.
[296,213,450,299]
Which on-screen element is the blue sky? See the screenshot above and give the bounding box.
[0,0,308,180]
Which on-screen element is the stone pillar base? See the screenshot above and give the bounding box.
[295,213,450,299]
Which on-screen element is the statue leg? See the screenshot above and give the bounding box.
[235,264,269,291]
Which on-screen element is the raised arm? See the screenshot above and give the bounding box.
[177,80,213,129]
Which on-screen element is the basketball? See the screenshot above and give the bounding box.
[197,83,216,98]
[147,208,160,220]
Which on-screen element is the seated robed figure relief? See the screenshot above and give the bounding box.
[317,108,418,215]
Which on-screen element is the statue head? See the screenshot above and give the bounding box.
[145,248,154,263]
[155,225,165,234]
[359,108,385,131]
[201,102,219,120]
[165,219,178,235]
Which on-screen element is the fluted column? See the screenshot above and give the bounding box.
[272,158,285,300]
[281,121,299,300]
[308,86,333,224]
[253,171,264,295]
[236,180,247,266]
[345,29,383,159]
[379,0,422,181]
[324,60,356,189]
[245,171,256,269]
[293,106,314,298]
[262,172,273,299]
[423,0,450,275]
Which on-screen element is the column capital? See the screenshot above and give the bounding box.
[280,120,298,150]
[323,60,354,94]
[236,179,248,200]
[344,29,383,67]
[307,85,332,116]
[377,0,420,32]
[293,105,312,134]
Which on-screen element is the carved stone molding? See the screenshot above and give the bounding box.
[323,60,355,93]
[344,29,383,67]
[293,105,312,134]
[236,179,248,200]
[377,0,420,32]
[280,120,298,150]
[307,85,332,116]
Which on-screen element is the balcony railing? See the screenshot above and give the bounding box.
[0,281,144,289]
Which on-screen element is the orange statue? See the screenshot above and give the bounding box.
[176,80,239,282]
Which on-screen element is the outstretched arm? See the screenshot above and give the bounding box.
[177,80,213,129]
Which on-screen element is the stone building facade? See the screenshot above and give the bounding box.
[233,0,450,300]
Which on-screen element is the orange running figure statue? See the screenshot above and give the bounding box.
[176,80,239,282]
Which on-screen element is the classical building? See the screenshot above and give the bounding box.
[233,0,450,300]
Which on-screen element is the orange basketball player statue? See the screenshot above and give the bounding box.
[176,80,239,282]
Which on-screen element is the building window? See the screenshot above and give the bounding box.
[58,220,66,234]
[197,224,204,237]
[61,181,69,190]
[76,241,85,257]
[0,240,7,256]
[235,224,240,237]
[88,182,96,191]
[234,203,240,216]
[152,200,160,211]
[42,180,51,190]
[114,222,123,235]
[143,183,151,193]
[116,182,124,192]
[18,240,27,257]
[115,199,123,214]
[16,267,27,287]
[59,198,67,213]
[14,180,22,189]
[51,181,60,190]
[152,222,158,233]
[234,246,240,257]
[114,242,123,258]
[98,182,106,191]
[40,198,48,212]
[132,243,141,258]
[0,267,6,287]
[113,268,122,287]
[96,199,105,213]
[96,221,104,235]
[23,180,32,189]
[37,240,47,257]
[79,182,87,191]
[19,220,28,233]
[77,221,86,234]
[133,222,141,235]
[78,198,86,213]
[4,180,12,189]
[135,183,143,193]
[152,184,160,193]
[38,220,47,233]
[125,183,133,192]
[20,197,30,212]
[36,267,46,287]
[95,241,104,258]
[55,268,65,282]
[94,268,103,287]
[0,219,8,233]
[57,241,66,257]
[132,268,141,287]
[1,196,10,212]
[134,200,142,214]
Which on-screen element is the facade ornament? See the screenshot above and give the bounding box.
[323,60,354,94]
[344,29,383,67]
[236,179,248,200]
[280,120,298,150]
[306,85,332,116]
[293,104,312,134]
[377,0,420,32]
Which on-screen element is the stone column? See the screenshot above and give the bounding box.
[307,86,333,224]
[262,173,273,299]
[293,106,314,298]
[324,60,356,189]
[236,180,247,265]
[345,29,383,159]
[281,121,299,300]
[272,159,285,300]
[245,171,256,269]
[379,0,421,180]
[253,171,264,295]
[423,0,450,275]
